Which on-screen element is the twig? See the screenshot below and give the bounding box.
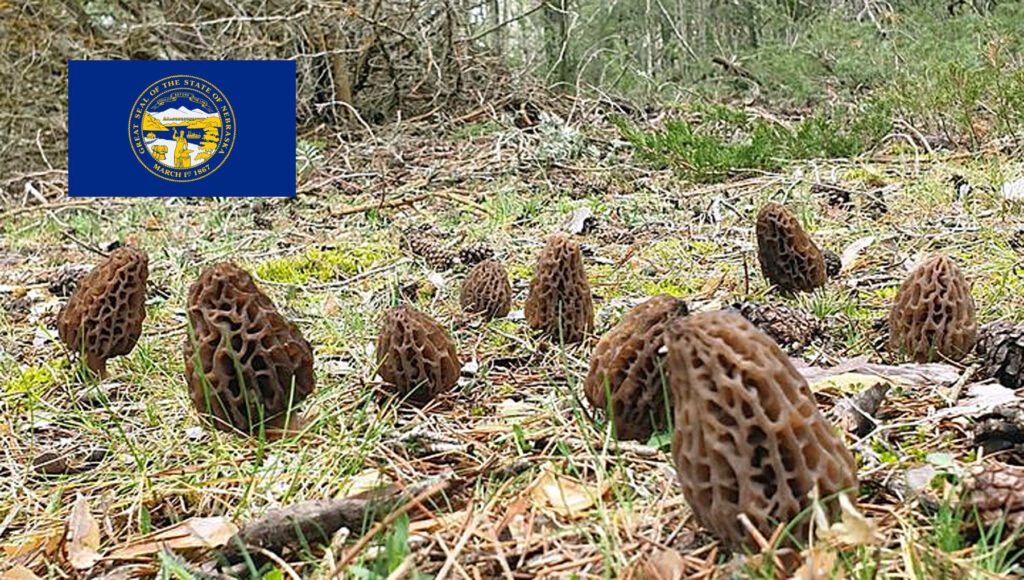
[0,200,116,222]
[330,193,431,217]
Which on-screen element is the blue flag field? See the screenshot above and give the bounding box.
[69,60,296,197]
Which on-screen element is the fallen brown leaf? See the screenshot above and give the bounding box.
[108,517,238,560]
[789,549,842,580]
[630,548,687,580]
[530,466,607,519]
[0,566,42,580]
[65,494,102,570]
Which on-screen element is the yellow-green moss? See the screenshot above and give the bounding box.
[256,245,392,284]
[640,279,695,298]
[3,360,65,395]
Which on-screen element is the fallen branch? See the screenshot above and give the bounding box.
[216,475,455,566]
[329,193,431,217]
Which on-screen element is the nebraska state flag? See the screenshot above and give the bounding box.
[69,60,296,197]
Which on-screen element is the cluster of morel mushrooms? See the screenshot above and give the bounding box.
[56,201,1000,553]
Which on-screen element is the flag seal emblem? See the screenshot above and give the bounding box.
[128,74,236,183]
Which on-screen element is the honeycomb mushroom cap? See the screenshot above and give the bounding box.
[460,259,512,320]
[57,246,149,375]
[584,295,689,441]
[183,262,315,435]
[376,305,460,404]
[524,234,594,343]
[888,254,977,363]
[667,310,857,550]
[756,203,827,293]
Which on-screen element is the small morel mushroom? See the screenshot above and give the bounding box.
[524,234,594,343]
[183,263,315,435]
[977,321,1024,389]
[376,305,460,404]
[57,246,149,376]
[460,259,512,320]
[667,310,858,550]
[584,295,689,442]
[888,254,977,363]
[756,203,827,293]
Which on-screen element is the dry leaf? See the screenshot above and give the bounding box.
[108,517,238,559]
[1001,177,1024,202]
[789,549,841,580]
[66,494,102,570]
[337,468,388,498]
[814,492,880,547]
[809,372,892,395]
[1,529,63,560]
[530,467,607,519]
[0,566,43,580]
[631,548,688,580]
[839,236,874,269]
[939,382,1019,419]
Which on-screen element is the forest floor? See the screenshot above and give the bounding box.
[3,95,1024,578]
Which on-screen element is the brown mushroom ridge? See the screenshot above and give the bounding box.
[584,295,689,442]
[57,246,149,376]
[667,310,857,550]
[183,262,315,435]
[524,234,594,343]
[460,259,512,320]
[756,203,827,293]
[376,305,460,404]
[888,254,977,363]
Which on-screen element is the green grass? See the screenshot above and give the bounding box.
[613,103,892,182]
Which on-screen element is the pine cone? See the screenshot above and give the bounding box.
[458,242,495,266]
[978,321,1024,389]
[823,249,842,278]
[735,302,821,353]
[961,462,1024,533]
[402,229,456,270]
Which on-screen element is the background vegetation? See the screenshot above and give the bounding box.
[3,0,1024,578]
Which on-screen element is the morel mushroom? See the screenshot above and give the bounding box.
[667,310,857,550]
[460,259,512,320]
[376,305,460,404]
[888,254,976,363]
[57,246,149,376]
[183,263,315,435]
[756,203,827,293]
[524,234,594,343]
[584,295,689,441]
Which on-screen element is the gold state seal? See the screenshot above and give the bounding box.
[128,75,235,183]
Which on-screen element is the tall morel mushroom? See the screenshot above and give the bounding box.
[756,202,827,293]
[667,310,858,550]
[57,246,149,376]
[524,234,594,343]
[460,259,512,320]
[376,305,460,404]
[584,295,689,442]
[183,262,315,435]
[888,254,976,363]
